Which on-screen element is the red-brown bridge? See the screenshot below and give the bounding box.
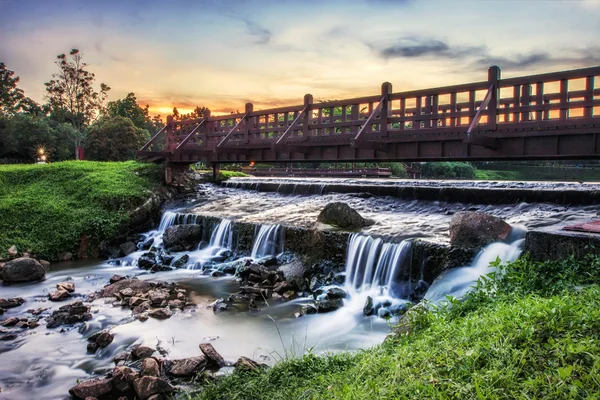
[139,65,600,172]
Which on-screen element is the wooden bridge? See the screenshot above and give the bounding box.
[138,65,600,169]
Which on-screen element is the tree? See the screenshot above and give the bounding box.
[0,62,39,117]
[105,92,160,132]
[84,116,149,161]
[44,49,110,159]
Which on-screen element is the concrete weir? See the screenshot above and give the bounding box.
[525,227,600,262]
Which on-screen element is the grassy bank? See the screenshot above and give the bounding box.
[0,161,162,260]
[196,255,600,399]
[475,165,600,181]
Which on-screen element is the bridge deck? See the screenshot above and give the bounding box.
[139,65,600,164]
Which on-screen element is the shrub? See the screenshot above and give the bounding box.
[84,116,149,161]
[421,162,475,179]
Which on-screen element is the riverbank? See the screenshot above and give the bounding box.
[196,254,600,399]
[0,161,164,261]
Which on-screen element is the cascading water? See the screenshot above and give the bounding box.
[158,211,178,232]
[345,234,413,299]
[424,237,525,304]
[251,224,284,258]
[186,219,234,270]
[207,219,233,250]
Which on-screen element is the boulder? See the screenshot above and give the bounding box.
[113,366,138,393]
[363,296,375,316]
[49,289,71,301]
[199,343,226,367]
[133,376,174,400]
[171,254,189,269]
[1,317,20,327]
[69,377,113,399]
[0,257,45,283]
[137,255,156,270]
[377,308,392,319]
[317,202,366,230]
[273,281,294,295]
[58,252,73,261]
[119,241,137,256]
[57,282,75,292]
[278,260,308,290]
[255,255,277,267]
[234,356,262,372]
[162,225,202,250]
[326,287,348,299]
[141,358,161,377]
[132,346,155,360]
[46,301,91,328]
[0,297,25,309]
[114,351,131,364]
[39,260,51,268]
[148,289,169,306]
[449,212,511,249]
[96,332,114,348]
[148,308,172,319]
[168,356,207,377]
[315,297,344,312]
[110,275,125,284]
[101,279,153,297]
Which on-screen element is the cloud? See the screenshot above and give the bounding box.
[243,19,272,45]
[376,36,484,60]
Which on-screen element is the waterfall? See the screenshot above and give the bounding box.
[344,234,413,299]
[205,219,233,249]
[251,224,284,258]
[424,238,525,304]
[158,211,178,232]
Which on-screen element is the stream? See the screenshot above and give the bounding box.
[0,179,596,399]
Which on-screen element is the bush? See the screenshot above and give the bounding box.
[84,116,149,161]
[379,162,407,177]
[421,162,476,179]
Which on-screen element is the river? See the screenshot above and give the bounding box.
[0,179,595,399]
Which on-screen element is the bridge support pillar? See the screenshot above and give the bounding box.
[212,163,220,182]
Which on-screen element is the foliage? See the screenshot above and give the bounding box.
[44,49,110,158]
[0,161,162,260]
[378,162,407,177]
[196,255,600,399]
[421,162,476,179]
[0,62,40,117]
[84,116,149,161]
[0,114,74,161]
[172,106,210,121]
[475,165,600,182]
[105,92,163,133]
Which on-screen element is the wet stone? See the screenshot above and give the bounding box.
[141,357,161,377]
[199,343,226,367]
[110,274,125,284]
[234,356,263,372]
[1,317,20,327]
[133,376,174,400]
[168,356,207,377]
[0,297,25,309]
[57,281,75,293]
[148,308,172,319]
[49,289,71,301]
[133,346,155,360]
[68,377,113,400]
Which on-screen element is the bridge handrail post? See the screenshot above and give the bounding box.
[302,94,313,137]
[244,102,253,143]
[487,66,501,130]
[381,82,392,136]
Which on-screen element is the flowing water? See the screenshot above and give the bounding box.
[0,178,591,399]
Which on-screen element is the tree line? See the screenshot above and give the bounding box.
[0,49,206,163]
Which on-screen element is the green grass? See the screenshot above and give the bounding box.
[217,170,248,181]
[0,161,162,260]
[195,254,600,400]
[475,166,600,181]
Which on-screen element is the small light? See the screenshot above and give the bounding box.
[38,148,45,155]
[41,155,47,161]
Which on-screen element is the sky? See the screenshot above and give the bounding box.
[1,0,599,116]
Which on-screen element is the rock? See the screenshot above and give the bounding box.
[140,237,154,250]
[133,376,174,399]
[377,308,392,319]
[148,308,172,319]
[449,212,511,249]
[1,317,20,327]
[133,302,151,314]
[132,346,155,360]
[389,302,411,316]
[96,332,114,348]
[120,288,134,297]
[110,275,124,284]
[148,289,169,306]
[168,356,207,377]
[326,287,348,299]
[49,289,71,301]
[199,343,226,367]
[234,356,262,372]
[272,281,294,295]
[39,259,51,268]
[0,257,45,283]
[162,224,203,250]
[57,281,75,292]
[129,297,146,307]
[137,255,156,270]
[119,241,137,256]
[315,297,344,312]
[317,202,366,230]
[58,252,73,261]
[278,260,308,289]
[141,357,161,377]
[69,377,113,399]
[301,304,318,315]
[309,276,324,292]
[211,298,228,313]
[0,297,25,309]
[256,255,277,267]
[87,342,98,353]
[101,279,153,297]
[363,296,375,316]
[282,290,296,301]
[114,351,131,364]
[113,366,138,393]
[46,301,91,328]
[0,333,18,341]
[7,245,18,258]
[171,254,189,269]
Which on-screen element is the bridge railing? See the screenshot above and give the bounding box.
[140,65,600,159]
